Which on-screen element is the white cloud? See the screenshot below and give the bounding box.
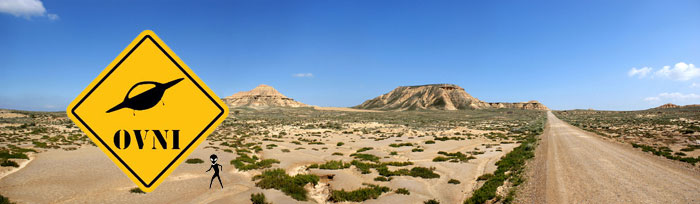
[654,62,700,81]
[292,73,313,78]
[691,82,699,88]
[628,67,652,78]
[0,0,58,20]
[643,96,660,102]
[644,92,700,103]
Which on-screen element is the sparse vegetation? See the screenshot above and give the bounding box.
[129,187,145,194]
[465,117,545,204]
[554,107,700,166]
[185,158,204,164]
[250,193,271,204]
[329,184,391,202]
[395,188,410,195]
[253,168,319,201]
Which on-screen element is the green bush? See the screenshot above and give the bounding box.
[0,194,14,204]
[432,156,449,162]
[424,199,440,204]
[250,193,270,204]
[448,179,461,184]
[309,160,351,170]
[389,143,413,148]
[374,176,389,182]
[395,188,410,195]
[0,151,28,160]
[477,173,493,181]
[337,142,345,146]
[185,158,203,164]
[409,167,440,179]
[350,153,380,162]
[332,152,343,156]
[253,168,319,201]
[356,147,373,153]
[329,184,390,202]
[0,160,18,167]
[129,187,145,194]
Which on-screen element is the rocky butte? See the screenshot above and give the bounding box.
[354,84,549,111]
[223,84,309,109]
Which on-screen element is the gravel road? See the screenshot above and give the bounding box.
[519,111,700,203]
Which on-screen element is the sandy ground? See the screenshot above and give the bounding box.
[0,132,512,204]
[518,111,700,203]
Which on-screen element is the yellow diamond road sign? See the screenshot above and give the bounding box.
[67,30,228,192]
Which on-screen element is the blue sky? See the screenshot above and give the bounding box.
[1,0,699,111]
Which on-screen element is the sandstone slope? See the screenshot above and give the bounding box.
[223,84,309,109]
[355,84,548,111]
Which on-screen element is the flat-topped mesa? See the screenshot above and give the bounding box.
[353,84,488,111]
[223,84,309,109]
[354,84,549,111]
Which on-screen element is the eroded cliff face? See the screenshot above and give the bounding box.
[223,84,309,109]
[355,84,548,111]
[486,101,549,111]
[354,84,488,111]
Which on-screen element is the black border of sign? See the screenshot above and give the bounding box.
[70,35,225,188]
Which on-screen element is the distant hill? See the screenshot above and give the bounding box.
[223,84,309,109]
[354,84,548,111]
[652,103,700,109]
[655,103,681,109]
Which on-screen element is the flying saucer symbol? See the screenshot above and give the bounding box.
[106,78,184,113]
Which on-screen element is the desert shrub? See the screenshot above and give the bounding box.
[185,158,204,164]
[337,142,345,146]
[448,179,461,184]
[432,156,449,162]
[395,188,410,195]
[356,147,373,153]
[425,140,435,144]
[390,151,398,155]
[382,161,413,166]
[409,167,440,178]
[0,160,18,167]
[231,153,280,171]
[350,160,377,174]
[0,194,13,204]
[130,187,145,194]
[389,143,413,148]
[309,160,351,170]
[350,153,380,162]
[477,173,493,181]
[253,168,319,201]
[332,152,343,156]
[250,193,270,204]
[281,149,290,153]
[0,151,28,160]
[411,148,424,152]
[424,199,440,204]
[329,184,390,202]
[374,176,389,181]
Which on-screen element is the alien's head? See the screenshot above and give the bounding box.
[210,154,218,164]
